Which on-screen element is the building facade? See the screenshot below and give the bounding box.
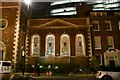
[90,11,120,67]
[0,2,21,66]
[50,0,120,16]
[1,2,120,72]
[28,18,91,64]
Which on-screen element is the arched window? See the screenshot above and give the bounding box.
[60,34,70,57]
[45,34,55,57]
[31,34,40,56]
[75,34,85,56]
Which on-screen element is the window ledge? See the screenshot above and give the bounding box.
[30,55,40,57]
[95,48,101,50]
[106,30,112,31]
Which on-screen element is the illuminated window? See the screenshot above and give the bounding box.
[51,7,76,14]
[92,21,99,31]
[75,34,85,56]
[105,21,112,31]
[45,34,55,57]
[107,36,114,48]
[93,8,105,10]
[96,55,102,65]
[60,34,70,57]
[51,1,69,6]
[51,0,86,6]
[94,4,104,8]
[90,12,97,16]
[105,3,119,9]
[51,11,76,16]
[31,35,40,56]
[118,21,120,30]
[94,36,101,49]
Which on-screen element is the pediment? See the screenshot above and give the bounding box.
[104,48,120,54]
[34,19,80,29]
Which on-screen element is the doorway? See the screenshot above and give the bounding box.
[109,57,115,68]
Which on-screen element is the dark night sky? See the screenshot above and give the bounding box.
[30,0,61,10]
[31,2,51,18]
[32,2,51,10]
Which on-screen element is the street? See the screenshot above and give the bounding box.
[32,76,97,80]
[1,73,97,80]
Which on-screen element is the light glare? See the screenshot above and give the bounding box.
[24,0,31,5]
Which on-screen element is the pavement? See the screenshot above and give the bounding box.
[1,72,96,80]
[13,72,96,78]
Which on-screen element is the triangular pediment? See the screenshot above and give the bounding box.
[34,19,80,29]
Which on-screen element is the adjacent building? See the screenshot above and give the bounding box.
[0,2,21,66]
[50,0,120,16]
[90,10,120,67]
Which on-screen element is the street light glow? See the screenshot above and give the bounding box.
[24,0,31,5]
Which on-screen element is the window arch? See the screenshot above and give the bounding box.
[75,34,85,56]
[31,34,40,56]
[60,34,70,57]
[0,19,8,29]
[45,34,55,57]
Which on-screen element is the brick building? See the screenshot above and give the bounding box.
[0,2,21,66]
[1,2,120,72]
[90,11,120,67]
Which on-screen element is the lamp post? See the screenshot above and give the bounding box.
[22,0,31,76]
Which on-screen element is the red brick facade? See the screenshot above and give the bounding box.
[1,2,20,63]
[27,18,91,65]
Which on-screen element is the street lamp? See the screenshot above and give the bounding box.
[22,0,31,76]
[24,0,31,5]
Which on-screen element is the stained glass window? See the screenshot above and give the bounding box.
[75,34,85,56]
[60,34,70,56]
[46,34,55,56]
[31,35,40,56]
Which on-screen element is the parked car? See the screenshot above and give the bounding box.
[0,61,12,73]
[96,66,120,80]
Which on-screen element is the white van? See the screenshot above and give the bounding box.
[96,66,120,80]
[0,61,12,73]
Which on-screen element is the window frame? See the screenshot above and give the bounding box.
[60,33,70,57]
[94,36,101,50]
[45,34,55,57]
[0,19,8,30]
[31,34,40,56]
[118,21,120,30]
[75,34,85,56]
[92,21,100,31]
[107,36,114,48]
[96,55,102,65]
[105,21,112,31]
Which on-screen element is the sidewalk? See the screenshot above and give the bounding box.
[13,72,96,78]
[1,72,96,80]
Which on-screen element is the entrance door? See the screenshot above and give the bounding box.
[109,60,115,68]
[109,57,115,68]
